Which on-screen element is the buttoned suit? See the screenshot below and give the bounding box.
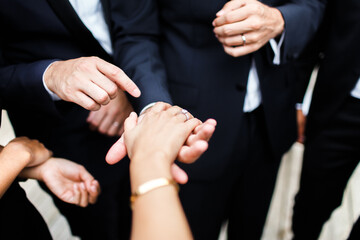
[116,0,326,239]
[292,0,360,239]
[0,0,169,239]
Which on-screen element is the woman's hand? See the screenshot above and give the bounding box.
[5,137,52,167]
[20,158,100,207]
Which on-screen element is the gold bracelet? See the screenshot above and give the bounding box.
[130,178,179,206]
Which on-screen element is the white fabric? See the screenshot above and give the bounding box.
[350,78,360,99]
[69,0,113,54]
[43,0,112,100]
[243,33,285,112]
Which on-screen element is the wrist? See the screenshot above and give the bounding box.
[130,153,173,192]
[271,8,285,37]
[3,143,32,167]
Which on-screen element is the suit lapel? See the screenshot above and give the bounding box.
[46,0,112,62]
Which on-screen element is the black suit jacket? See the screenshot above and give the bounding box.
[118,0,326,180]
[305,0,360,140]
[0,0,171,183]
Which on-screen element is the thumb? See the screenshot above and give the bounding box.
[105,135,126,165]
[171,164,188,184]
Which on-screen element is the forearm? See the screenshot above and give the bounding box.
[130,158,193,240]
[0,147,31,197]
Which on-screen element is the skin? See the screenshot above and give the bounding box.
[296,109,306,143]
[87,90,133,137]
[44,56,141,111]
[123,105,208,240]
[105,102,217,184]
[0,137,100,207]
[213,0,285,57]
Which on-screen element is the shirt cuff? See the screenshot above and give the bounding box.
[42,62,61,101]
[269,31,285,65]
[139,102,157,115]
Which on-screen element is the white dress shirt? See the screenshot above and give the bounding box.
[43,0,112,100]
[350,78,360,99]
[243,35,285,112]
[45,1,285,115]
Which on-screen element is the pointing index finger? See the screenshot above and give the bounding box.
[96,58,141,98]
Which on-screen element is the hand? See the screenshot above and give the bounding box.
[105,104,216,165]
[20,158,100,207]
[44,57,141,111]
[5,137,52,167]
[123,104,202,162]
[87,90,133,136]
[296,109,306,143]
[213,0,284,57]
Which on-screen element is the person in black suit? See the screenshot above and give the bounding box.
[291,0,360,239]
[108,0,326,239]
[0,1,212,238]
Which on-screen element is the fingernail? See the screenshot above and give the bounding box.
[80,182,86,190]
[132,88,141,97]
[212,20,215,26]
[73,184,79,191]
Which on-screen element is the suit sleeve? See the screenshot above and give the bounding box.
[0,59,61,115]
[276,0,327,63]
[109,0,172,113]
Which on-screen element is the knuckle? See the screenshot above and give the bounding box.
[250,20,261,30]
[86,102,99,111]
[108,85,118,97]
[223,26,233,35]
[98,93,110,104]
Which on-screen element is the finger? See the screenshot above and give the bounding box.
[124,112,138,132]
[117,125,124,136]
[73,91,101,111]
[178,140,208,164]
[217,33,249,47]
[72,183,81,206]
[187,122,216,145]
[78,80,111,106]
[216,0,246,17]
[87,110,106,130]
[61,190,75,204]
[170,164,188,184]
[214,20,252,37]
[97,114,115,136]
[95,58,141,98]
[78,182,89,207]
[223,43,259,57]
[88,180,100,204]
[213,5,249,26]
[107,121,121,137]
[88,70,118,100]
[105,135,126,165]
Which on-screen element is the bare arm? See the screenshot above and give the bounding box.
[0,137,52,198]
[122,103,214,240]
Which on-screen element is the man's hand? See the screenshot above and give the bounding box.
[20,158,101,207]
[44,56,141,111]
[213,0,284,57]
[296,109,306,143]
[87,90,133,136]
